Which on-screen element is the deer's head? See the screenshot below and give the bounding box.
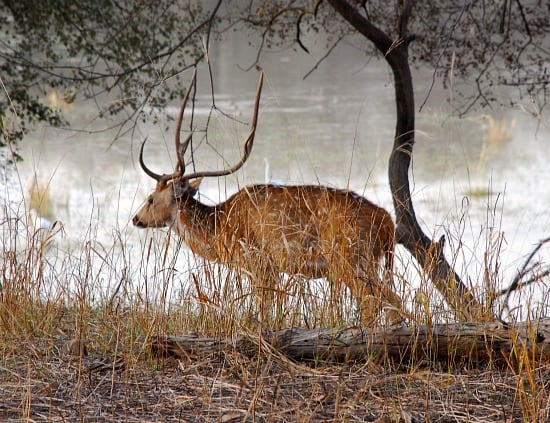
[133,70,263,229]
[132,175,203,228]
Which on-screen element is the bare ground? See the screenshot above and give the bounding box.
[1,335,549,422]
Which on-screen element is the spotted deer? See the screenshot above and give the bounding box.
[133,72,403,325]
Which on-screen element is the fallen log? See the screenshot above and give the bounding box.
[151,319,550,363]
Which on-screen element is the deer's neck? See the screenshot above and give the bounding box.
[172,196,222,261]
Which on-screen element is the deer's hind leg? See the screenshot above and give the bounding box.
[354,258,404,326]
[246,250,284,327]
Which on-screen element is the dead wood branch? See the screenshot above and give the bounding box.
[152,319,550,364]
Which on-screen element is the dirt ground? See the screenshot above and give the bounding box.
[1,337,549,422]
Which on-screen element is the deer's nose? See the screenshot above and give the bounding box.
[132,215,143,227]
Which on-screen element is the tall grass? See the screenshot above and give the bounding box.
[1,153,549,421]
[1,159,547,341]
[466,114,515,197]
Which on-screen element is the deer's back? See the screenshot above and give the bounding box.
[216,184,394,278]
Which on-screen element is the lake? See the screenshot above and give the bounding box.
[2,31,549,320]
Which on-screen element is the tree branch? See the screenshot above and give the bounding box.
[327,0,392,54]
[327,0,489,321]
[152,319,550,363]
[497,237,550,309]
[296,11,310,54]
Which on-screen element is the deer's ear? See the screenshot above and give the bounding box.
[173,178,202,199]
[187,178,203,197]
[189,178,203,191]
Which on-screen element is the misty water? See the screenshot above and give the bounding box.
[3,34,549,319]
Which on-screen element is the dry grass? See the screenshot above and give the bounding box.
[1,338,549,422]
[466,114,515,197]
[27,175,54,220]
[1,177,549,422]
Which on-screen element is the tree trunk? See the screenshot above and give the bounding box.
[327,0,487,320]
[151,319,550,363]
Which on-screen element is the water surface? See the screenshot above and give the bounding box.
[4,33,549,317]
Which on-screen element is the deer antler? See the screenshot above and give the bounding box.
[175,68,197,174]
[181,71,264,182]
[139,138,180,186]
[140,70,264,186]
[139,70,197,185]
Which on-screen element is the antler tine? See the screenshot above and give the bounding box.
[175,69,197,174]
[181,71,264,182]
[139,137,163,181]
[139,138,180,185]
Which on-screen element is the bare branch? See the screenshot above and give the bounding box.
[514,0,532,38]
[497,236,550,302]
[419,3,468,112]
[296,11,310,54]
[327,0,392,54]
[181,72,264,182]
[303,33,346,80]
[397,0,413,39]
